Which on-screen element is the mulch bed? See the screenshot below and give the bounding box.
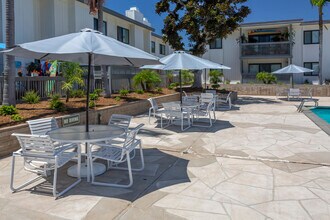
[0,89,175,128]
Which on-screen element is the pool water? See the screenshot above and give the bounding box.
[311,107,330,124]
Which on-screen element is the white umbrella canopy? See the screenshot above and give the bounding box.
[141,51,231,102]
[3,28,161,131]
[4,28,160,66]
[141,51,231,70]
[272,64,314,88]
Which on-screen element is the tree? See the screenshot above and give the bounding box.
[88,0,111,97]
[256,72,277,84]
[156,0,250,87]
[310,0,330,84]
[61,62,85,102]
[2,0,16,105]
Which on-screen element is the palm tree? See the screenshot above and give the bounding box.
[88,0,111,97]
[2,0,16,105]
[310,0,330,84]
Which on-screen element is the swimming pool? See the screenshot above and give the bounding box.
[311,107,330,124]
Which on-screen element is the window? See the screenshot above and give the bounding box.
[160,44,166,55]
[304,30,319,44]
[304,62,319,76]
[151,41,156,53]
[210,38,222,49]
[248,63,282,74]
[93,18,107,35]
[117,26,129,44]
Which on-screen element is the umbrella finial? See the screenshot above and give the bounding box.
[80,28,103,35]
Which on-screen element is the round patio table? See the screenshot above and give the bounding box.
[48,125,125,181]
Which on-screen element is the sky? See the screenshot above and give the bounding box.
[106,0,330,46]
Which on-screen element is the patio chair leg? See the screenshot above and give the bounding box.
[10,155,43,193]
[53,154,82,199]
[91,152,133,188]
[148,108,152,124]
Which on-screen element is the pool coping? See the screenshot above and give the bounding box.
[303,107,330,136]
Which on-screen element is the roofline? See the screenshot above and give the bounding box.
[151,32,163,39]
[302,20,330,25]
[241,19,304,27]
[76,0,155,32]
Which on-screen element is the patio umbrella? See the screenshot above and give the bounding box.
[272,64,314,88]
[3,28,160,132]
[141,51,231,102]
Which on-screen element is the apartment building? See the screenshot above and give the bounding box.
[203,19,330,84]
[0,0,171,75]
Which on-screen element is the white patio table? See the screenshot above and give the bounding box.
[47,125,125,182]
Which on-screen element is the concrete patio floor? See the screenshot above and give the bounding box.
[1,96,330,220]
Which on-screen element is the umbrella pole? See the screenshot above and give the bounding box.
[86,53,92,132]
[204,69,206,89]
[291,73,294,88]
[179,70,182,104]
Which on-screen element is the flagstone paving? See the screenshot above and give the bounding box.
[1,96,330,219]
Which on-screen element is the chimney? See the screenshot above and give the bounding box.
[125,7,151,27]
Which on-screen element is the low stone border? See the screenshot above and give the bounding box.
[303,108,330,135]
[0,93,180,158]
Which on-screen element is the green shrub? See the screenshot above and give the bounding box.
[114,96,121,101]
[22,91,40,104]
[168,82,179,90]
[133,70,161,91]
[181,70,194,85]
[119,89,129,97]
[155,87,163,93]
[211,84,220,89]
[49,94,66,112]
[11,114,23,122]
[135,89,144,94]
[166,72,174,84]
[70,89,85,98]
[94,88,103,97]
[89,93,99,101]
[225,80,230,84]
[0,105,17,116]
[89,101,96,108]
[256,72,277,84]
[209,70,223,85]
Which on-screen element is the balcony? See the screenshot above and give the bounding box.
[241,42,291,59]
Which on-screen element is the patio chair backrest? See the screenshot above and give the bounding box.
[205,90,217,95]
[108,114,132,132]
[206,100,215,112]
[183,96,198,104]
[13,133,56,158]
[183,91,188,97]
[308,88,313,98]
[289,88,300,96]
[148,98,159,111]
[200,93,214,103]
[27,117,58,135]
[123,123,144,154]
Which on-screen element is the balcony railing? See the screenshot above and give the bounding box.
[241,42,291,58]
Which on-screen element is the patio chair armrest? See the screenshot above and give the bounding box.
[54,143,79,156]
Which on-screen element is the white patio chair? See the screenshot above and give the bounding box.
[192,100,216,127]
[89,124,145,188]
[200,93,216,113]
[11,133,81,198]
[287,88,301,101]
[27,117,58,135]
[182,95,199,104]
[216,92,232,110]
[108,114,132,132]
[147,98,164,124]
[161,102,191,131]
